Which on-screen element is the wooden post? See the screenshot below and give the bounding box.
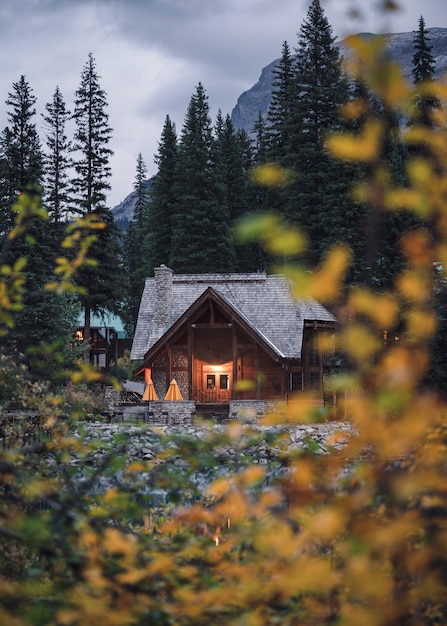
[188,321,193,401]
[232,321,237,400]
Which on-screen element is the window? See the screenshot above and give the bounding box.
[290,371,303,392]
[220,374,229,390]
[207,375,215,390]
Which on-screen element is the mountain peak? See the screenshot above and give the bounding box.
[230,28,447,135]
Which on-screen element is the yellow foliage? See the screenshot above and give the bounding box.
[341,324,382,362]
[349,287,398,328]
[249,162,295,186]
[327,120,382,162]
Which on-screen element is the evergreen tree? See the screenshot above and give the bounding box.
[169,83,233,274]
[409,16,440,157]
[1,219,80,379]
[248,113,270,270]
[266,41,295,161]
[234,127,264,271]
[0,129,16,237]
[122,154,152,335]
[150,115,177,268]
[132,153,150,229]
[252,112,268,166]
[285,0,354,267]
[214,110,261,272]
[412,16,435,84]
[213,110,246,270]
[0,76,43,236]
[71,53,124,357]
[71,53,113,215]
[0,78,67,375]
[42,86,72,223]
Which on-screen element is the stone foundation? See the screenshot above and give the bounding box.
[229,400,279,422]
[119,401,195,425]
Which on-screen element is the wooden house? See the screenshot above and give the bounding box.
[76,311,130,371]
[131,266,337,415]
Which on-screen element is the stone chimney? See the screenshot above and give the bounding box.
[154,265,173,328]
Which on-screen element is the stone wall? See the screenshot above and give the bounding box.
[120,401,195,425]
[229,400,280,422]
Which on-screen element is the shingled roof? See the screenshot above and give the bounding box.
[131,269,337,362]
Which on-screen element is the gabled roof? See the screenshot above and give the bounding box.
[131,270,337,362]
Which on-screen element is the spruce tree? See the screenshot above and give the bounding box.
[71,53,124,357]
[213,114,261,272]
[169,83,233,273]
[411,14,439,128]
[133,153,150,229]
[123,154,152,334]
[234,127,264,271]
[266,41,295,162]
[0,79,76,375]
[150,115,177,268]
[285,0,354,267]
[42,86,72,223]
[409,16,440,147]
[0,76,43,236]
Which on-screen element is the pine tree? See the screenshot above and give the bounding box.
[42,86,72,223]
[71,53,124,358]
[150,115,177,268]
[0,76,43,236]
[169,83,233,273]
[285,0,353,267]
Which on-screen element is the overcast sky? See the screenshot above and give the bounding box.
[0,0,444,207]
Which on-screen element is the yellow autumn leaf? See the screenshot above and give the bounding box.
[385,187,424,213]
[309,507,346,541]
[145,554,175,576]
[206,477,233,499]
[102,528,136,557]
[349,288,398,328]
[115,568,148,585]
[405,309,437,341]
[339,98,369,120]
[263,227,306,256]
[237,465,265,487]
[327,120,382,162]
[249,162,294,186]
[342,324,381,361]
[126,461,146,473]
[396,272,431,302]
[234,379,255,391]
[308,245,351,303]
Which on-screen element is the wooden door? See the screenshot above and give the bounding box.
[202,368,232,402]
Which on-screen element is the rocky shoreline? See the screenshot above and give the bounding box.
[68,420,353,499]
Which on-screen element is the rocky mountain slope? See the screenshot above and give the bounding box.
[231,27,447,136]
[112,179,152,229]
